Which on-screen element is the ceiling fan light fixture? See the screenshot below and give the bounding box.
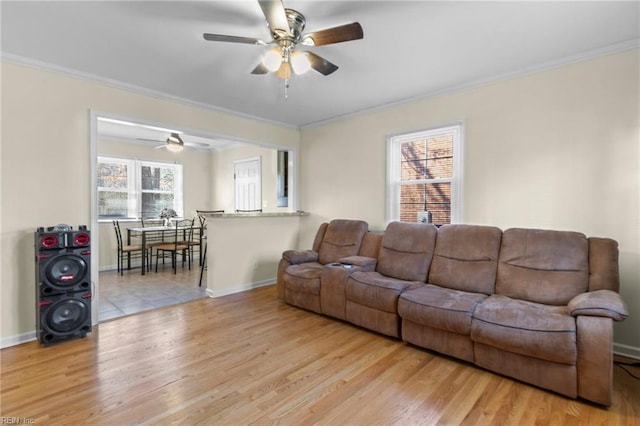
[276,61,292,80]
[263,49,282,72]
[166,133,184,152]
[290,51,311,75]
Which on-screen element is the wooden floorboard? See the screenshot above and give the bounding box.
[1,285,639,425]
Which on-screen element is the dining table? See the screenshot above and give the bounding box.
[126,224,194,275]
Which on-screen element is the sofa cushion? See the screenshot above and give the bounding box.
[399,284,487,335]
[283,263,324,295]
[471,295,576,365]
[346,271,421,313]
[317,219,368,265]
[496,228,589,305]
[429,224,502,295]
[377,222,437,282]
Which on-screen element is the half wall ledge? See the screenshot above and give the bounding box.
[202,211,309,218]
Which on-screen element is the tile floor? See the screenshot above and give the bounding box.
[98,264,207,322]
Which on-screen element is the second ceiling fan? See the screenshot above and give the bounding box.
[203,0,364,79]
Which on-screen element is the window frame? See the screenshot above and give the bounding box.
[97,155,184,220]
[386,123,463,224]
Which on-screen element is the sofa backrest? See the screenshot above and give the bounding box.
[429,224,503,295]
[496,228,589,305]
[377,222,437,282]
[317,219,369,264]
[312,222,329,252]
[359,231,384,258]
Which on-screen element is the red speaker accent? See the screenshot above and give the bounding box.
[35,225,92,346]
[38,233,65,249]
[70,231,90,247]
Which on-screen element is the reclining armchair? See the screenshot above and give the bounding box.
[277,219,369,313]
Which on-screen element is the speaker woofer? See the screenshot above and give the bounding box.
[39,293,92,345]
[43,299,89,334]
[45,254,88,287]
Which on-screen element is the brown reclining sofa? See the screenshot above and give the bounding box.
[277,219,628,406]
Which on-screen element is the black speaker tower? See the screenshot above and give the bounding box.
[35,224,92,346]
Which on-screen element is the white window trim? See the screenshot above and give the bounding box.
[97,155,184,220]
[386,122,464,224]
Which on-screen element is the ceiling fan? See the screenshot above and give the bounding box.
[203,0,364,80]
[137,133,209,152]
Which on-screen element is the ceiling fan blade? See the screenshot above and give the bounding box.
[304,52,339,76]
[184,142,210,148]
[302,22,363,46]
[203,33,266,45]
[258,0,291,37]
[251,61,270,74]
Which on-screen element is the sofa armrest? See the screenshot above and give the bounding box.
[338,255,377,272]
[283,249,318,265]
[282,250,318,265]
[568,290,628,321]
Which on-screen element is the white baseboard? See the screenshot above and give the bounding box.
[99,265,118,272]
[1,331,37,349]
[205,278,275,298]
[614,342,640,360]
[99,264,145,272]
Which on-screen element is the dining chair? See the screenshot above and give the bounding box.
[177,216,204,267]
[199,238,207,287]
[154,219,192,274]
[140,217,168,260]
[194,210,224,267]
[112,220,148,275]
[141,217,164,227]
[194,210,224,285]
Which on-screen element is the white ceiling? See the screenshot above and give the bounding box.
[2,0,639,133]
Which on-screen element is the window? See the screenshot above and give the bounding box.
[387,123,462,225]
[97,156,183,219]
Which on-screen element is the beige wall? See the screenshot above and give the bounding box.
[206,216,302,296]
[299,49,640,354]
[0,61,299,344]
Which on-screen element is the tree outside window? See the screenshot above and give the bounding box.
[387,124,462,225]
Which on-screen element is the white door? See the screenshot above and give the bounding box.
[234,157,261,211]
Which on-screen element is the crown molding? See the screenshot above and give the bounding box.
[3,37,638,131]
[300,38,640,129]
[0,52,299,130]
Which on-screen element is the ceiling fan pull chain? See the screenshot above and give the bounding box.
[284,79,289,100]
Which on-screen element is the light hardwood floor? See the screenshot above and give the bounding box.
[2,284,639,425]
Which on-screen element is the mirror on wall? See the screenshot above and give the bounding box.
[277,150,289,208]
